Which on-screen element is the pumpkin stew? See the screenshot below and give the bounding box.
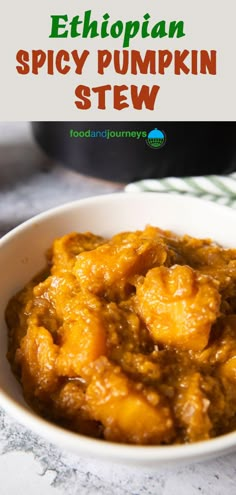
[6,226,236,444]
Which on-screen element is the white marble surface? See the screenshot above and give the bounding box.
[0,122,236,494]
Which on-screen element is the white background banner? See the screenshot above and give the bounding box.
[0,0,235,121]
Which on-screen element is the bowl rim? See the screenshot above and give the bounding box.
[1,388,236,462]
[1,191,236,462]
[1,190,236,247]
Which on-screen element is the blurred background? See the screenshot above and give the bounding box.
[0,122,122,238]
[1,121,236,237]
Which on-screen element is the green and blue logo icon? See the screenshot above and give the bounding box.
[146,128,166,149]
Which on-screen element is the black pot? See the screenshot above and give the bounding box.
[32,122,236,183]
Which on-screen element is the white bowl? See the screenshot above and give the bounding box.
[1,192,236,467]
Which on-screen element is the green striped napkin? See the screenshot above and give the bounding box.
[125,172,236,209]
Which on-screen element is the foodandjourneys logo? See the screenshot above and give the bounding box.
[69,127,166,149]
